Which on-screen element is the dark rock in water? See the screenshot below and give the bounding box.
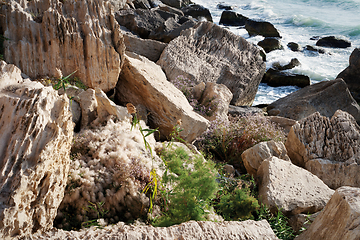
[287,42,302,52]
[219,11,248,26]
[262,68,310,88]
[160,0,192,9]
[258,38,283,53]
[228,105,265,117]
[310,36,321,40]
[181,4,213,22]
[272,58,301,71]
[245,19,281,38]
[305,45,326,54]
[337,48,360,101]
[316,36,351,48]
[267,78,360,123]
[217,3,234,10]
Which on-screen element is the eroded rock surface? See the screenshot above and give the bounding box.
[157,21,265,106]
[0,62,74,238]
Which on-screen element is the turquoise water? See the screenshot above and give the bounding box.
[192,0,360,105]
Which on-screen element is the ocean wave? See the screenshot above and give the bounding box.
[286,15,329,28]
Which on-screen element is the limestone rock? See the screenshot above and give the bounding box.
[116,52,209,142]
[32,220,279,239]
[241,141,290,176]
[286,110,360,189]
[0,0,125,92]
[228,105,265,117]
[267,79,360,123]
[296,186,360,240]
[267,116,297,135]
[0,62,74,238]
[257,157,334,215]
[157,21,266,106]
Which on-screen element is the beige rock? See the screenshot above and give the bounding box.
[0,62,74,239]
[241,140,290,176]
[31,220,279,239]
[257,157,334,215]
[157,21,265,106]
[0,0,125,92]
[286,110,360,189]
[116,52,209,142]
[267,115,297,135]
[295,186,360,240]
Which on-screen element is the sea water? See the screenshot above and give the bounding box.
[192,0,360,105]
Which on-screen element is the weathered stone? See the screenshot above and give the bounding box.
[287,42,302,52]
[262,68,310,88]
[257,157,334,215]
[316,36,351,48]
[219,11,248,26]
[181,4,212,22]
[267,116,297,135]
[286,110,360,189]
[31,220,279,239]
[258,38,283,53]
[245,19,281,38]
[133,0,152,9]
[296,186,360,240]
[267,79,360,123]
[160,0,191,9]
[337,48,360,101]
[158,4,185,16]
[0,62,74,238]
[1,0,125,92]
[122,30,168,62]
[228,105,265,117]
[116,52,209,142]
[157,21,266,106]
[242,141,290,176]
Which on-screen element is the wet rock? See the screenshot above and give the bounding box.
[181,4,213,22]
[245,19,281,38]
[219,11,248,26]
[287,42,302,52]
[217,3,234,10]
[316,36,351,48]
[305,45,326,54]
[262,68,310,88]
[258,38,283,53]
[272,58,301,71]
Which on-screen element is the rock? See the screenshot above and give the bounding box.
[122,30,168,62]
[1,0,125,93]
[181,4,213,22]
[272,58,301,71]
[133,0,152,9]
[258,38,283,53]
[228,105,265,117]
[217,3,234,10]
[219,11,248,26]
[241,141,290,176]
[287,42,302,52]
[267,79,360,123]
[32,220,280,239]
[0,62,74,238]
[295,186,360,240]
[257,157,335,215]
[267,116,297,135]
[316,36,351,48]
[158,4,185,16]
[116,52,209,142]
[153,8,180,21]
[305,45,326,54]
[285,110,360,189]
[289,212,320,234]
[198,82,233,121]
[262,68,310,88]
[337,48,360,101]
[245,19,281,38]
[157,21,266,106]
[160,0,191,9]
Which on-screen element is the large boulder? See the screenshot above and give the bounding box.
[219,11,248,26]
[258,38,283,53]
[0,62,74,238]
[286,110,360,189]
[257,157,334,215]
[241,141,290,176]
[0,0,125,92]
[337,48,360,101]
[157,21,266,106]
[296,186,360,240]
[116,52,209,142]
[267,79,360,123]
[245,19,281,38]
[316,36,351,48]
[32,220,279,239]
[181,4,212,22]
[262,68,310,88]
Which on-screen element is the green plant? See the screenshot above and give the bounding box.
[53,70,77,92]
[81,201,109,229]
[153,146,219,227]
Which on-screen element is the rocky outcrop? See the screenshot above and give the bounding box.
[241,141,290,176]
[0,62,74,238]
[286,110,360,189]
[258,38,283,53]
[157,21,266,106]
[316,36,351,48]
[296,186,360,240]
[262,69,310,88]
[245,19,281,38]
[219,11,248,26]
[257,157,334,215]
[0,0,125,92]
[267,79,360,123]
[337,48,360,101]
[32,220,279,239]
[116,52,209,142]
